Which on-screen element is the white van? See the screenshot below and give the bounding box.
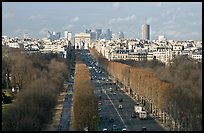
[139,111,147,120]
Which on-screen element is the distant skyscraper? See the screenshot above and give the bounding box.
[64,31,72,41]
[118,31,124,39]
[47,31,52,39]
[158,35,167,42]
[64,31,68,38]
[67,32,72,41]
[99,33,105,39]
[142,24,150,40]
[85,29,92,34]
[55,32,61,40]
[96,29,102,40]
[112,34,117,40]
[90,31,97,42]
[106,29,112,40]
[23,32,28,39]
[47,31,61,41]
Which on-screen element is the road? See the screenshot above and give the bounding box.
[80,49,166,131]
[57,53,75,131]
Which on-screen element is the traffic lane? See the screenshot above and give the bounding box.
[87,55,160,131]
[86,52,163,131]
[106,93,132,129]
[105,85,166,131]
[90,77,112,130]
[101,93,126,131]
[96,85,125,131]
[96,78,127,131]
[94,75,145,131]
[114,93,166,131]
[59,82,74,131]
[98,99,123,131]
[61,97,71,131]
[86,50,166,131]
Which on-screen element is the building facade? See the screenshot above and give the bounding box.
[64,31,72,41]
[96,29,102,40]
[142,24,150,40]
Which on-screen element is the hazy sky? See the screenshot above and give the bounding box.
[2,2,202,40]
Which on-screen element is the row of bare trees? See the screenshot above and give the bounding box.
[2,47,70,131]
[89,48,202,131]
[72,50,99,131]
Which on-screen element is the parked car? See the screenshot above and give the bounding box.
[98,107,101,111]
[112,125,118,131]
[118,105,123,109]
[119,98,123,102]
[141,127,147,131]
[131,113,137,118]
[109,118,115,123]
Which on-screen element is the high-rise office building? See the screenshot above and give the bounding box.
[118,31,124,39]
[106,29,112,40]
[85,29,92,34]
[96,29,102,40]
[48,31,61,41]
[90,31,97,42]
[64,31,72,41]
[47,31,52,39]
[142,24,150,40]
[67,32,72,41]
[64,31,68,39]
[55,32,61,40]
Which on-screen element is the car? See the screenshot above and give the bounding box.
[118,105,123,109]
[113,92,116,95]
[112,124,118,131]
[141,127,147,131]
[103,128,108,131]
[119,98,123,102]
[122,128,127,131]
[131,113,137,118]
[100,115,104,120]
[109,118,115,123]
[98,102,102,105]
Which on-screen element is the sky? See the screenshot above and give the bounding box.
[2,2,202,40]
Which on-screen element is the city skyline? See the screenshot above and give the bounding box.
[2,2,202,40]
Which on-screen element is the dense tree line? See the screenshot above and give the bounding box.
[72,50,99,131]
[2,47,70,131]
[89,48,202,131]
[156,56,202,131]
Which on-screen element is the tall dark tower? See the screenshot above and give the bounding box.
[142,24,150,40]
